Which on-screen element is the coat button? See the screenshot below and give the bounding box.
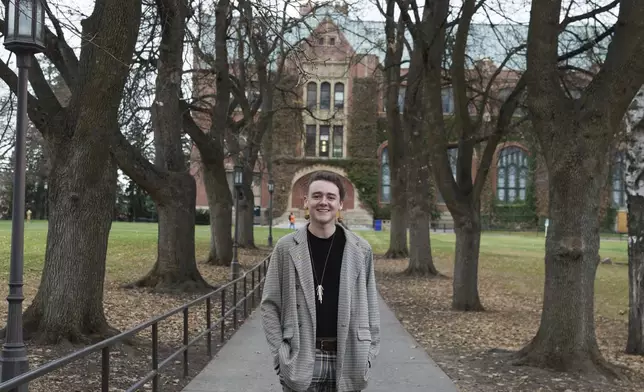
[296,284,300,289]
[299,323,302,328]
[297,304,300,309]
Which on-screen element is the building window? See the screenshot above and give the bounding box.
[320,82,331,110]
[612,151,627,209]
[318,37,324,46]
[381,147,391,203]
[334,83,344,109]
[329,37,336,45]
[319,125,330,157]
[333,125,343,158]
[305,125,316,157]
[307,82,317,109]
[496,146,528,203]
[442,87,454,114]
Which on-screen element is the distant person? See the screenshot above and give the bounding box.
[26,209,32,223]
[261,170,380,392]
[289,212,296,230]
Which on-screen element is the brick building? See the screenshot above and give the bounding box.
[191,4,627,230]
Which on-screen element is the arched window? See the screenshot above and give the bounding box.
[496,146,528,203]
[307,82,317,109]
[320,82,331,110]
[334,83,344,109]
[612,151,627,209]
[381,147,391,203]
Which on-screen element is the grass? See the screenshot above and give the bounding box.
[0,220,635,391]
[0,220,628,318]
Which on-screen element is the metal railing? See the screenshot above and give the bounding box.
[0,256,270,392]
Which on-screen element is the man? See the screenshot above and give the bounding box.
[261,170,380,392]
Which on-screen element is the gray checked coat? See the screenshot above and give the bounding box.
[260,225,380,392]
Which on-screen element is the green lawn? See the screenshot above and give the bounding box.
[0,220,629,317]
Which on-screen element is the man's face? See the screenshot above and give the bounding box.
[305,180,343,226]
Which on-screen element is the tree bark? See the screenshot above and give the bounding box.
[23,152,118,343]
[237,162,257,248]
[383,5,408,259]
[514,137,617,375]
[627,193,644,354]
[125,172,211,291]
[202,161,234,265]
[14,0,143,344]
[452,206,483,310]
[117,0,210,291]
[237,183,256,248]
[405,103,436,275]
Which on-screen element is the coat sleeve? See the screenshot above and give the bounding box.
[365,246,381,363]
[260,241,284,373]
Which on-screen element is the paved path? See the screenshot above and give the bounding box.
[182,295,457,392]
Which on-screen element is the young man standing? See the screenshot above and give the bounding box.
[261,171,380,392]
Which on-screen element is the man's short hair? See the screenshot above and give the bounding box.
[307,171,346,201]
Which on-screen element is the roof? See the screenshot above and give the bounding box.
[196,4,608,72]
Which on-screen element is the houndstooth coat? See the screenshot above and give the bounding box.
[260,225,380,392]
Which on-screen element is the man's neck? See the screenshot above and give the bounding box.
[307,221,337,239]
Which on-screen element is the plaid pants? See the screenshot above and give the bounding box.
[281,349,360,392]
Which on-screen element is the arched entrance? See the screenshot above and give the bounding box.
[291,172,355,210]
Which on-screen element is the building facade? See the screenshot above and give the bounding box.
[191,5,627,231]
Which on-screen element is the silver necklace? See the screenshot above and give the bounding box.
[307,230,336,304]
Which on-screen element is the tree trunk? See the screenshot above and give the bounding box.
[127,173,211,292]
[405,131,437,276]
[16,0,143,344]
[452,206,484,311]
[514,158,617,376]
[627,193,644,355]
[203,161,233,265]
[237,180,256,248]
[385,152,408,258]
[120,0,210,292]
[22,151,118,343]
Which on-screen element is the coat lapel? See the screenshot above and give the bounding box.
[336,227,365,376]
[289,227,316,325]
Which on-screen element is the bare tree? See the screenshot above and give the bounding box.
[185,0,316,261]
[620,86,644,355]
[112,0,211,291]
[512,0,644,375]
[391,0,449,276]
[380,0,409,259]
[0,0,142,342]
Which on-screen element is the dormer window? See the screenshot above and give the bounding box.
[329,37,336,45]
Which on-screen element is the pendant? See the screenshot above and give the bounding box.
[316,284,324,304]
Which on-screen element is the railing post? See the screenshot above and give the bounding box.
[243,274,247,319]
[152,323,159,392]
[233,281,238,329]
[206,297,212,358]
[183,308,189,378]
[101,346,110,392]
[221,289,226,343]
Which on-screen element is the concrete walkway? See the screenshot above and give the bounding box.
[182,295,457,392]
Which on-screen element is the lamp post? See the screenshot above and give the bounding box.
[231,164,243,280]
[267,179,274,247]
[2,1,46,389]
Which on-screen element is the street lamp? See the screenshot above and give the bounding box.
[267,179,274,247]
[231,164,243,280]
[2,1,46,389]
